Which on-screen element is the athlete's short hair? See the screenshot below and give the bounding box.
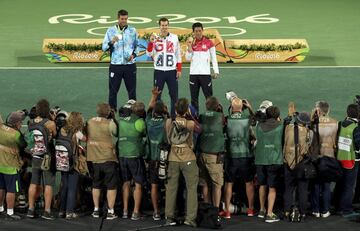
[118,9,128,18]
[192,22,203,31]
[158,17,169,25]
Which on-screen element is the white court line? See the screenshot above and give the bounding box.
[0,66,360,70]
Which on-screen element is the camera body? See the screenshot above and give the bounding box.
[354,95,360,105]
[225,91,238,102]
[226,91,247,111]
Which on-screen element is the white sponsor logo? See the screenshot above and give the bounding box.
[255,53,280,59]
[73,52,99,60]
[48,13,279,37]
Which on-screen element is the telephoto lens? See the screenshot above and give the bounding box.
[225,91,238,102]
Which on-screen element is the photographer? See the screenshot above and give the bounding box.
[221,96,256,219]
[164,98,199,227]
[254,106,283,223]
[310,101,338,218]
[145,87,169,221]
[86,103,118,220]
[283,111,313,220]
[118,100,146,221]
[57,112,86,220]
[334,104,360,217]
[27,99,57,220]
[0,111,27,220]
[198,96,225,210]
[253,100,273,125]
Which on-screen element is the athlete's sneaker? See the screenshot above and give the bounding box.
[265,213,280,223]
[321,211,331,218]
[258,210,266,219]
[312,212,320,218]
[219,210,231,219]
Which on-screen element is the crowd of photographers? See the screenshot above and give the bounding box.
[1,93,360,227]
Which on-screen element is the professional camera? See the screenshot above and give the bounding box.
[55,110,68,131]
[22,106,37,120]
[50,106,61,117]
[118,100,136,118]
[253,100,273,123]
[225,91,238,102]
[354,95,360,105]
[225,91,247,111]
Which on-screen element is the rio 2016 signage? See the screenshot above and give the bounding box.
[48,13,279,37]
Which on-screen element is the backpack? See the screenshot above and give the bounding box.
[292,123,317,180]
[196,202,221,229]
[55,131,74,172]
[168,120,190,145]
[27,119,49,156]
[317,156,342,182]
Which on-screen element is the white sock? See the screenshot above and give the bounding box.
[94,207,99,212]
[7,208,14,215]
[108,208,114,214]
[0,205,4,212]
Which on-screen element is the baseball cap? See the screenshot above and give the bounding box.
[123,99,136,109]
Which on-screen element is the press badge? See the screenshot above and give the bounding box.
[338,136,352,152]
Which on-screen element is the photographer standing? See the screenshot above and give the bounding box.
[198,96,225,210]
[185,22,219,113]
[58,112,86,219]
[164,98,199,227]
[283,112,313,220]
[310,101,338,218]
[335,104,360,217]
[0,111,27,220]
[102,9,138,111]
[27,99,57,220]
[118,101,146,220]
[221,97,256,219]
[254,106,283,223]
[86,103,118,220]
[145,87,169,220]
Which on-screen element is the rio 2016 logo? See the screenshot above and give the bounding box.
[48,13,279,37]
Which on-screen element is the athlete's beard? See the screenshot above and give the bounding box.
[160,29,168,37]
